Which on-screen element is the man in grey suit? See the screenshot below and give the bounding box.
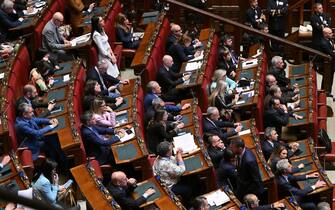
[42,12,73,61]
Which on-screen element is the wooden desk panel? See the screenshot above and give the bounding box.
[111,139,144,164]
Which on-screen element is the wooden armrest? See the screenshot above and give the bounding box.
[317,117,327,120]
[164,102,176,105]
[114,42,123,45]
[17,147,29,151]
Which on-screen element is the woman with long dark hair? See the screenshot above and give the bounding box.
[115,13,140,49]
[91,15,119,78]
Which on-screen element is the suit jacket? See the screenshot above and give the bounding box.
[15,117,54,160]
[16,96,50,118]
[311,12,331,47]
[81,124,120,164]
[267,0,288,31]
[319,37,335,59]
[42,20,65,52]
[264,107,289,137]
[65,0,85,27]
[33,174,59,204]
[268,66,290,88]
[156,66,184,93]
[207,146,225,168]
[216,160,237,189]
[0,9,21,39]
[166,34,178,55]
[115,26,139,49]
[167,42,194,71]
[236,149,264,198]
[202,117,236,142]
[245,6,264,29]
[146,121,177,154]
[86,67,120,89]
[276,174,313,198]
[143,92,181,112]
[108,183,146,210]
[261,140,280,161]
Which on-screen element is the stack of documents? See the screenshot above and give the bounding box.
[205,190,230,206]
[173,133,198,154]
[242,58,258,69]
[185,61,203,72]
[71,33,91,46]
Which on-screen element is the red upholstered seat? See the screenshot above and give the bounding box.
[198,77,209,112]
[17,149,33,169]
[318,119,327,130]
[318,105,328,119]
[318,91,327,105]
[89,46,98,68]
[147,154,157,166]
[197,106,203,135]
[89,159,103,179]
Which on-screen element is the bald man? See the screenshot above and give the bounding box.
[41,12,73,61]
[319,27,335,97]
[156,55,191,101]
[243,194,284,210]
[108,171,155,210]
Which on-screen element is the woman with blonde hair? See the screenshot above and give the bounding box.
[208,69,237,95]
[208,80,238,111]
[91,98,116,128]
[115,13,140,49]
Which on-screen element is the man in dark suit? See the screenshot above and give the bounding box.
[16,84,56,118]
[264,98,289,138]
[311,3,331,50]
[206,135,226,168]
[15,103,62,161]
[267,0,288,38]
[81,111,124,165]
[243,194,285,210]
[319,27,335,97]
[156,55,191,102]
[276,159,326,210]
[108,171,155,210]
[0,0,23,40]
[203,107,242,145]
[261,127,280,160]
[216,149,238,190]
[245,0,266,29]
[268,56,289,89]
[231,138,264,201]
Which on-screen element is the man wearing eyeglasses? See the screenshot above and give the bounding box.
[41,12,73,61]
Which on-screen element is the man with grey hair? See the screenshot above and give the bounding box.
[317,202,331,210]
[203,106,242,145]
[276,159,326,210]
[261,127,280,160]
[268,56,290,89]
[0,0,24,39]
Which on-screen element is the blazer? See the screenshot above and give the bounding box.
[202,117,236,142]
[213,94,234,111]
[166,33,178,55]
[33,174,59,205]
[16,96,50,118]
[276,174,313,198]
[261,140,280,161]
[143,92,181,112]
[86,67,120,89]
[42,20,65,52]
[268,66,290,88]
[267,0,288,31]
[264,107,289,137]
[15,117,54,160]
[236,149,264,198]
[319,37,335,59]
[207,146,225,168]
[146,121,177,154]
[108,183,146,210]
[81,124,120,164]
[311,12,331,47]
[93,112,116,128]
[216,160,237,189]
[92,31,113,60]
[0,9,21,39]
[156,66,184,93]
[245,6,264,29]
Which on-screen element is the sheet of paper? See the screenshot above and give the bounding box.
[239,129,251,136]
[132,32,144,39]
[173,133,198,154]
[242,58,258,69]
[71,33,90,44]
[0,72,4,79]
[241,90,255,98]
[185,61,202,72]
[236,100,246,105]
[188,50,204,62]
[63,74,70,82]
[204,190,230,207]
[120,127,135,142]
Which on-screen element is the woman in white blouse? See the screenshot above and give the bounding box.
[91,15,120,78]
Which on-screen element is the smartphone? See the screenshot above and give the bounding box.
[126,129,133,135]
[62,179,73,189]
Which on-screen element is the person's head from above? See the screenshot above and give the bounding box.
[271,56,285,70]
[276,158,292,175]
[18,103,34,119]
[92,98,108,114]
[1,0,14,14]
[208,135,224,149]
[264,127,278,142]
[52,12,64,27]
[221,47,231,60]
[156,141,173,157]
[273,145,288,159]
[23,84,38,100]
[230,137,245,155]
[91,15,104,34]
[111,171,129,187]
[97,59,108,74]
[85,80,101,95]
[269,85,282,98]
[207,106,220,121]
[314,3,323,14]
[192,196,210,210]
[249,0,258,8]
[171,24,183,38]
[266,74,277,87]
[244,194,260,209]
[153,108,168,122]
[146,81,161,94]
[41,158,58,181]
[223,148,236,163]
[323,27,333,39]
[212,69,227,83]
[182,33,192,47]
[116,13,129,26]
[317,202,331,210]
[162,55,174,68]
[81,111,96,126]
[269,97,281,110]
[259,23,269,33]
[223,34,233,47]
[152,97,165,110]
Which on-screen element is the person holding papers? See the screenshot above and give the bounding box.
[153,141,192,207]
[146,109,184,154]
[81,111,125,165]
[276,159,326,210]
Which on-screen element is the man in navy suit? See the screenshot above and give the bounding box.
[276,159,326,210]
[231,138,264,201]
[15,103,62,161]
[0,0,23,40]
[206,135,226,168]
[81,111,124,165]
[203,107,242,145]
[261,127,280,160]
[216,149,238,190]
[108,171,155,210]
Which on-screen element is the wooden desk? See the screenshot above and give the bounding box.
[111,138,145,164]
[118,79,136,96]
[201,188,242,210]
[277,198,302,210]
[132,177,183,209]
[71,164,121,210]
[288,63,309,77]
[114,94,133,111]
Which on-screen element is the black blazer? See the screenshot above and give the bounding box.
[264,107,289,137]
[276,174,313,198]
[203,117,236,143]
[310,12,331,47]
[319,37,335,58]
[261,140,280,161]
[156,66,184,93]
[245,6,264,28]
[216,160,238,190]
[115,26,139,49]
[108,183,146,210]
[267,0,288,31]
[236,149,264,199]
[207,146,225,168]
[146,121,177,154]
